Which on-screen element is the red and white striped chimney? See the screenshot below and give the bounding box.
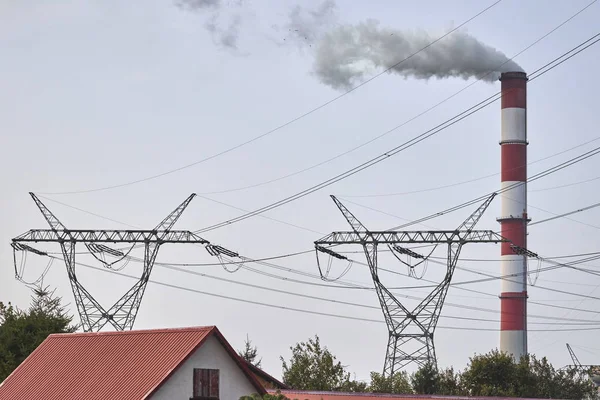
[498,71,528,359]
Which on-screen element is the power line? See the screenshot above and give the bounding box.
[192,32,600,234]
[106,240,600,318]
[529,201,600,226]
[379,253,600,297]
[33,188,600,315]
[36,1,505,196]
[341,136,600,198]
[530,175,600,193]
[197,195,325,235]
[26,218,600,322]
[32,192,600,313]
[26,247,600,327]
[390,142,600,230]
[44,253,600,332]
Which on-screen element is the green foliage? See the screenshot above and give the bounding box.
[411,362,439,394]
[436,367,465,395]
[443,350,598,399]
[461,349,518,396]
[239,391,291,400]
[0,286,77,382]
[280,335,360,391]
[338,378,369,393]
[278,336,598,399]
[368,371,412,394]
[239,334,262,368]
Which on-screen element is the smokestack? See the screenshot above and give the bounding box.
[498,71,528,359]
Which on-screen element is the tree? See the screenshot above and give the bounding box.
[239,334,262,368]
[461,349,519,396]
[411,362,440,394]
[369,371,413,394]
[339,377,369,393]
[280,335,360,391]
[0,286,77,381]
[239,392,291,400]
[436,367,465,396]
[460,350,599,399]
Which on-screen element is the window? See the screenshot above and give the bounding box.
[191,368,219,399]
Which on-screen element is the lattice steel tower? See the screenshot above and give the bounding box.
[315,194,506,376]
[11,193,223,332]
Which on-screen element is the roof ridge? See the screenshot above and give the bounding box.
[48,325,216,338]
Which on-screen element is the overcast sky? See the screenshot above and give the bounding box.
[1,0,600,382]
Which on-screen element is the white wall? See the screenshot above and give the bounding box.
[151,335,258,400]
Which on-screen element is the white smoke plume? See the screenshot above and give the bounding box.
[282,0,337,48]
[314,20,523,90]
[205,12,242,49]
[176,0,244,50]
[176,0,220,10]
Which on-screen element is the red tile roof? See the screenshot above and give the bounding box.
[245,360,289,389]
[0,326,266,400]
[269,390,568,400]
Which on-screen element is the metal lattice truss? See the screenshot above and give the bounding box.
[315,194,506,377]
[316,230,503,245]
[11,193,210,333]
[14,230,206,243]
[565,344,600,386]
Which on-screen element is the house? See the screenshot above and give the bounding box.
[267,391,569,400]
[0,326,267,400]
[244,360,289,390]
[0,325,573,400]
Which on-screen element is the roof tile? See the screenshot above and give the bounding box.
[0,326,264,400]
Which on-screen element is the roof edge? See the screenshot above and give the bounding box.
[48,325,217,338]
[143,326,267,398]
[212,327,268,395]
[244,360,289,389]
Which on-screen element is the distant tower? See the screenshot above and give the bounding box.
[498,71,528,359]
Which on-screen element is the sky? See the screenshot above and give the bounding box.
[1,0,600,383]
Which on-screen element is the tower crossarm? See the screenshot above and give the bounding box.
[12,229,209,244]
[11,193,207,333]
[316,194,501,376]
[315,230,506,245]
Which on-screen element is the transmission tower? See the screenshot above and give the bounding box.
[314,194,506,376]
[565,344,600,388]
[11,192,229,333]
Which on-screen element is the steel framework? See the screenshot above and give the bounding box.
[315,194,506,376]
[565,344,600,387]
[11,193,213,332]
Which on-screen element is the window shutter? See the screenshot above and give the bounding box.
[209,369,219,397]
[192,368,219,398]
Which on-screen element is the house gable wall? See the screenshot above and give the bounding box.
[150,335,258,400]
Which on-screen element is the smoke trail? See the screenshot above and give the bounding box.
[177,0,220,10]
[314,20,523,90]
[205,13,242,49]
[177,0,243,50]
[283,0,337,48]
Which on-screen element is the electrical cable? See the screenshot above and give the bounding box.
[531,175,600,193]
[529,201,600,226]
[26,190,600,318]
[97,241,600,318]
[25,193,600,316]
[40,253,600,332]
[341,136,600,198]
[37,0,506,196]
[390,142,600,230]
[383,252,600,293]
[192,32,600,234]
